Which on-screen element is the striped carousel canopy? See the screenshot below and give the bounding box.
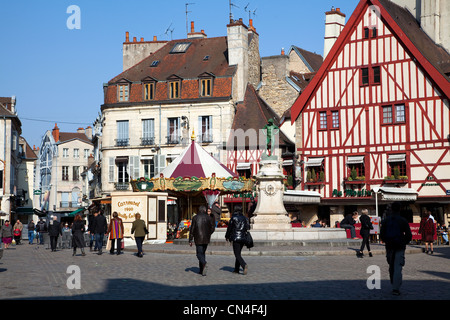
[156,139,237,179]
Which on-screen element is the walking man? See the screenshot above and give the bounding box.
[189,205,215,276]
[93,210,108,255]
[36,218,47,245]
[380,202,412,296]
[48,216,62,252]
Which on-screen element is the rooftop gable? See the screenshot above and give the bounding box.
[291,0,450,123]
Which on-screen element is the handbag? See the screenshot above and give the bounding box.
[244,231,254,249]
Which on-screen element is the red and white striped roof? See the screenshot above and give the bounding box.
[157,140,237,179]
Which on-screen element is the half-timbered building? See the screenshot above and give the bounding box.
[290,0,450,226]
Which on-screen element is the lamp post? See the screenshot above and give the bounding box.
[372,186,381,217]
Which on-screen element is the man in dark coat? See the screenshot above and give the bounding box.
[380,202,412,296]
[189,205,215,276]
[225,206,250,275]
[92,210,108,255]
[48,216,62,252]
[36,218,48,245]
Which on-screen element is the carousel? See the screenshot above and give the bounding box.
[130,133,254,235]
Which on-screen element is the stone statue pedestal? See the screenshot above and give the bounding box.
[251,155,292,230]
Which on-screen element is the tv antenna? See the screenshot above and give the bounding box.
[164,22,174,40]
[229,0,239,22]
[244,3,257,21]
[186,3,195,35]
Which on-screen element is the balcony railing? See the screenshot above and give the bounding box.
[60,201,81,208]
[115,138,130,147]
[199,134,213,143]
[141,137,155,146]
[166,135,181,145]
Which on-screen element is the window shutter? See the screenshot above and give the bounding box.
[109,157,114,182]
[154,154,166,175]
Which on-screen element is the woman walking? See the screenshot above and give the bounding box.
[419,211,436,254]
[225,206,250,275]
[108,212,124,255]
[357,209,373,258]
[72,214,86,256]
[131,213,147,258]
[0,220,13,249]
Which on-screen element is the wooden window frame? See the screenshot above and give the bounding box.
[118,84,130,102]
[318,111,327,130]
[360,66,381,86]
[62,166,69,181]
[200,78,212,97]
[381,104,406,125]
[169,80,181,99]
[331,111,340,129]
[144,82,155,101]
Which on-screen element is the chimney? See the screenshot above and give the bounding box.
[77,127,85,135]
[52,123,60,142]
[187,21,207,39]
[85,126,93,140]
[125,31,129,42]
[227,18,249,102]
[323,7,346,59]
[281,48,285,55]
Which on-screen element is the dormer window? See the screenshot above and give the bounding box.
[118,83,129,102]
[169,80,180,99]
[200,78,212,97]
[144,82,155,100]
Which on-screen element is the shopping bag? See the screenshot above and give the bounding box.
[106,239,111,251]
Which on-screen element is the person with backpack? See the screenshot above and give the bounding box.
[380,202,412,296]
[36,218,48,245]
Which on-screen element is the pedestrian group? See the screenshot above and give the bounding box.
[1,201,445,297]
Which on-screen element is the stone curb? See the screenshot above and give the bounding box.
[128,244,424,257]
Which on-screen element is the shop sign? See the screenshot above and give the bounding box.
[332,189,372,197]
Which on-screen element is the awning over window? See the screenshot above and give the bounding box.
[68,207,87,217]
[305,157,324,167]
[373,187,417,201]
[347,156,364,165]
[284,190,321,204]
[236,163,251,170]
[388,154,406,162]
[282,160,294,166]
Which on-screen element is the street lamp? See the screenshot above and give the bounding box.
[372,186,381,217]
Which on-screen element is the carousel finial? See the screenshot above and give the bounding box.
[191,129,196,141]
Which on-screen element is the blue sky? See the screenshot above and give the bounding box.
[0,0,359,149]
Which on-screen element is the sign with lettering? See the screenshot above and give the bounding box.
[333,189,372,197]
[112,196,147,223]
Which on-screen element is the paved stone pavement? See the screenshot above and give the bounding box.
[0,241,449,303]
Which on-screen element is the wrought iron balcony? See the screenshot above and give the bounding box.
[141,137,155,146]
[115,138,129,147]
